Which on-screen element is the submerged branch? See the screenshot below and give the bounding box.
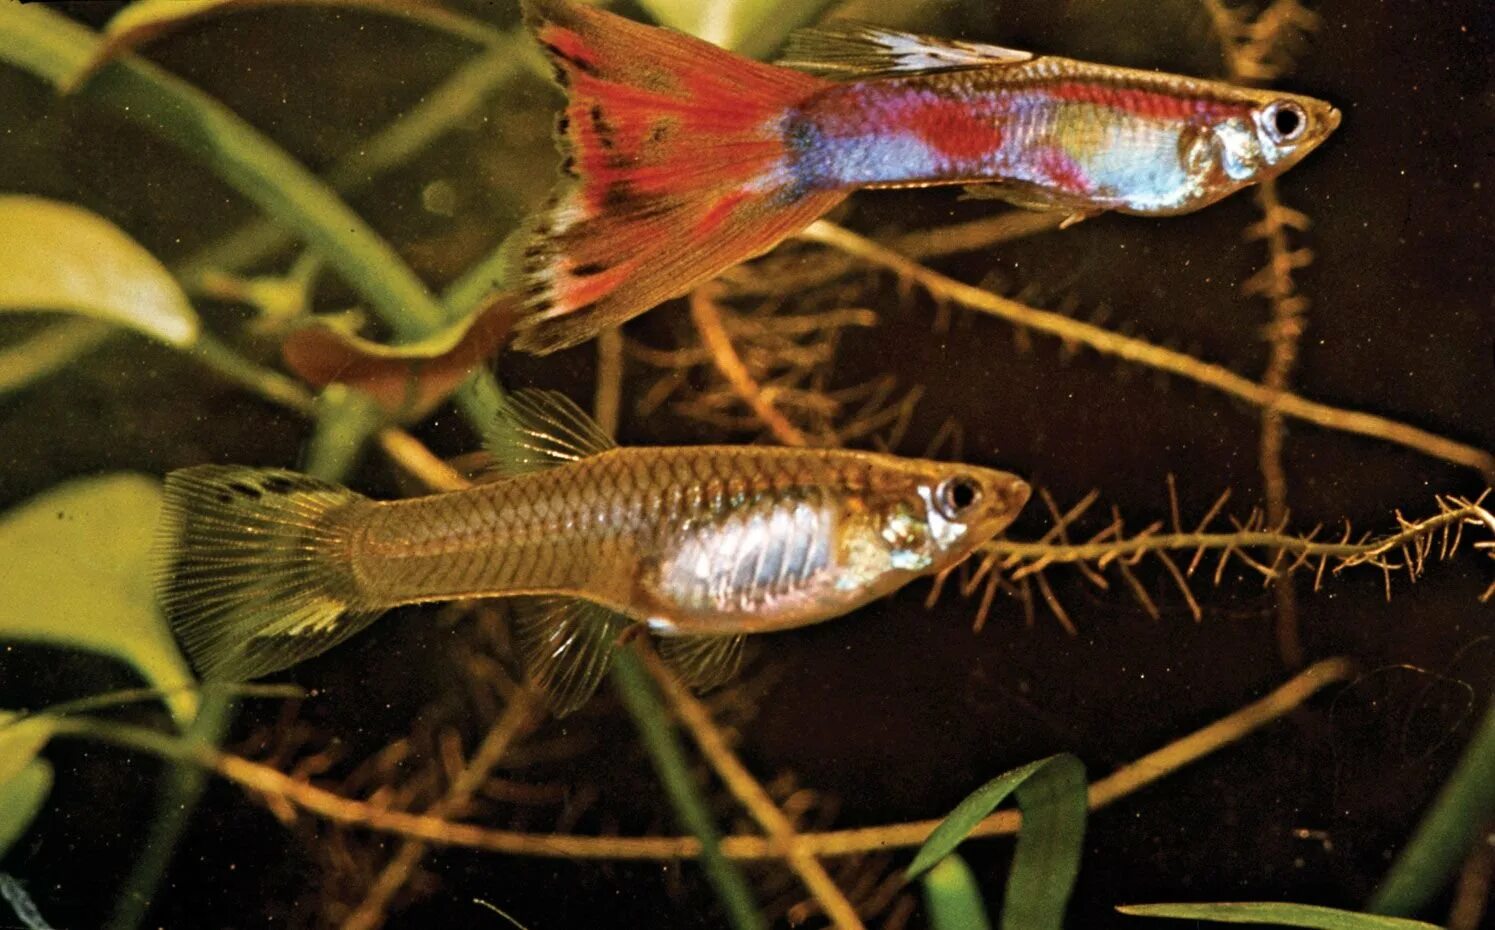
[958,489,1495,632]
[340,692,538,930]
[689,288,812,448]
[800,221,1494,479]
[47,660,1354,863]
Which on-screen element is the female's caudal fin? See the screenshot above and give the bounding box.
[154,466,379,681]
[513,0,845,354]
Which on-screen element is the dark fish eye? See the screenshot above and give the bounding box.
[1265,100,1307,143]
[935,475,982,520]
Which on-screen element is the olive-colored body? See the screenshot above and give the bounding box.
[347,446,1030,634]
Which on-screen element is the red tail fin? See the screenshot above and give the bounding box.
[513,0,843,354]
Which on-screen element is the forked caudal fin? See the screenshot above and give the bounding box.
[154,466,378,681]
[513,0,846,354]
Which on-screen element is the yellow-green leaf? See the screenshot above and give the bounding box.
[0,196,198,346]
[922,855,993,930]
[1116,902,1445,929]
[0,713,56,859]
[0,475,197,725]
[636,0,841,56]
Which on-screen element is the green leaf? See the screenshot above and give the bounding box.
[0,196,198,347]
[635,0,842,55]
[0,475,198,726]
[906,754,1086,930]
[610,649,766,930]
[0,713,57,859]
[922,855,994,930]
[1369,697,1495,916]
[1116,902,1446,929]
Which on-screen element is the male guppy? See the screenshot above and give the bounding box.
[156,391,1030,713]
[513,0,1340,353]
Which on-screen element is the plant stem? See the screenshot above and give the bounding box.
[176,38,534,281]
[611,648,767,930]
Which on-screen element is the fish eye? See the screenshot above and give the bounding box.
[1264,100,1307,143]
[934,475,982,521]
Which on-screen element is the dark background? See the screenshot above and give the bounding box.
[1,0,1491,927]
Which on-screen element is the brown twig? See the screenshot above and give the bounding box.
[957,490,1495,631]
[340,691,538,930]
[59,659,1354,863]
[594,325,624,438]
[689,287,812,447]
[1206,0,1322,670]
[800,221,1495,478]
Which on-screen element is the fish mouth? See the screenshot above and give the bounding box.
[1324,106,1343,134]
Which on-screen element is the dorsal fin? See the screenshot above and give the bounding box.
[656,634,747,691]
[485,388,617,477]
[511,596,631,715]
[778,22,1033,79]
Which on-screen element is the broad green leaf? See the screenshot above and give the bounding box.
[0,762,53,860]
[922,855,993,930]
[907,753,1086,930]
[0,196,198,347]
[67,0,503,90]
[0,713,57,859]
[0,475,197,725]
[1369,698,1495,915]
[636,0,842,56]
[1116,902,1445,929]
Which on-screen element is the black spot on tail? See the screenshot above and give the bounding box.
[261,475,298,495]
[540,40,596,78]
[602,181,638,211]
[589,104,615,150]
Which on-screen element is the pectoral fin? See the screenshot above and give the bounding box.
[960,183,1097,228]
[511,596,632,715]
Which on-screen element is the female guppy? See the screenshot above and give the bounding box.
[157,391,1030,712]
[513,0,1340,353]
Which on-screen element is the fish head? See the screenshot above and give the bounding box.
[1205,89,1340,186]
[844,459,1031,582]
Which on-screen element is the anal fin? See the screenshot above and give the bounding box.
[656,634,747,692]
[511,596,631,715]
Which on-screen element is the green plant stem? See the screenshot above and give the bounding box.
[610,647,767,930]
[1369,697,1495,916]
[303,385,386,481]
[0,319,115,395]
[190,333,316,413]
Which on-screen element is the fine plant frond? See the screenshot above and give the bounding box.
[940,487,1495,632]
[627,284,921,448]
[1201,0,1321,81]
